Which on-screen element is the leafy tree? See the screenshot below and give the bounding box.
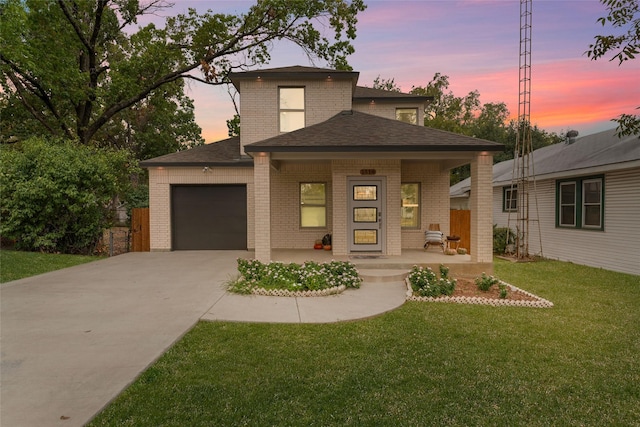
[411,73,480,134]
[372,75,401,92]
[587,0,640,137]
[0,138,138,254]
[0,0,366,147]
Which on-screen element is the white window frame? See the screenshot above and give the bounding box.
[279,87,305,132]
[300,182,326,228]
[396,108,418,125]
[401,183,420,229]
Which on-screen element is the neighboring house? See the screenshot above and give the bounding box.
[141,66,503,273]
[450,129,640,276]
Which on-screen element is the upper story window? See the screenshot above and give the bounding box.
[396,108,418,125]
[279,87,305,132]
[556,176,604,230]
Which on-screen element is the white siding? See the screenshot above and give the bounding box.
[493,168,640,276]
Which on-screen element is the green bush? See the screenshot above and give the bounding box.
[0,138,137,254]
[408,264,456,297]
[475,272,500,291]
[231,259,362,293]
[493,225,516,254]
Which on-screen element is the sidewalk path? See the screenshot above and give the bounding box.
[1,252,407,426]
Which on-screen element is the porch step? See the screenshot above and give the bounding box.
[358,269,409,283]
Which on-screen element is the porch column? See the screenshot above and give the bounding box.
[470,152,494,264]
[254,152,271,262]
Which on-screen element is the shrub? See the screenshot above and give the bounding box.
[408,264,456,297]
[231,259,362,293]
[475,272,500,291]
[493,225,516,254]
[0,138,137,254]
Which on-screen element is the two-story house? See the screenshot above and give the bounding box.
[141,66,503,273]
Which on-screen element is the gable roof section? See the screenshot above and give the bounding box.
[140,137,253,167]
[450,128,640,195]
[244,110,504,153]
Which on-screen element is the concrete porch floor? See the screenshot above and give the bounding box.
[242,249,492,277]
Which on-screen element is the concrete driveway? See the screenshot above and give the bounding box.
[1,251,240,427]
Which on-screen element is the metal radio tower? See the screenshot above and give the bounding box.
[508,0,542,259]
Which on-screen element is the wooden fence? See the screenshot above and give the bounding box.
[131,207,150,252]
[450,209,471,254]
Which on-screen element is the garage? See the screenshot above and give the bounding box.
[171,185,247,250]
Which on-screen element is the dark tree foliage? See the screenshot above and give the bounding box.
[0,0,366,149]
[0,138,138,254]
[586,0,640,137]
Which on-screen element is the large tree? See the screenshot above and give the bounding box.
[587,0,640,137]
[0,0,366,146]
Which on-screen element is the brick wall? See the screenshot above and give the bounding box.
[147,166,254,251]
[401,161,451,249]
[470,153,494,262]
[352,100,425,125]
[239,78,353,152]
[270,162,333,249]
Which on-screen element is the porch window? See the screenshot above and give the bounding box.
[556,176,604,230]
[279,87,305,132]
[401,183,420,228]
[396,108,418,125]
[300,183,326,228]
[503,186,518,212]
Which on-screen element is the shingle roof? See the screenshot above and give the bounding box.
[228,65,359,90]
[450,128,640,195]
[244,110,504,153]
[353,86,431,102]
[140,137,253,167]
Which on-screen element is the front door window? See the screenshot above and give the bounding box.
[348,178,385,252]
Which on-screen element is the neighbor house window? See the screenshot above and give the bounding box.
[279,87,305,132]
[300,183,326,227]
[401,183,420,228]
[396,108,418,125]
[582,178,603,228]
[503,186,518,212]
[556,176,604,230]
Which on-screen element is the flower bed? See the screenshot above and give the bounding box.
[228,259,362,296]
[406,266,553,308]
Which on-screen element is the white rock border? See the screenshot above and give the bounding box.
[251,284,347,297]
[405,279,553,308]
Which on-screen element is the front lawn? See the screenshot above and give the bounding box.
[0,249,101,283]
[88,259,640,426]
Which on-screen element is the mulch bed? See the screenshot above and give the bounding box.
[452,278,538,301]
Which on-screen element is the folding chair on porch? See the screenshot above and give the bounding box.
[423,224,445,252]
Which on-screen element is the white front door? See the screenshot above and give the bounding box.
[348,177,385,252]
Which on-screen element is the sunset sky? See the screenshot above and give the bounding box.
[165,1,640,142]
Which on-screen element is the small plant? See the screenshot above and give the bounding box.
[408,264,456,297]
[475,272,500,292]
[498,283,508,299]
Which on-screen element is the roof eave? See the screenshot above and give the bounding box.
[140,159,254,168]
[244,145,504,153]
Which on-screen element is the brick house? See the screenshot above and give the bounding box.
[141,66,503,272]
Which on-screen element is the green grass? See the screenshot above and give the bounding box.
[89,259,640,426]
[0,249,101,283]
